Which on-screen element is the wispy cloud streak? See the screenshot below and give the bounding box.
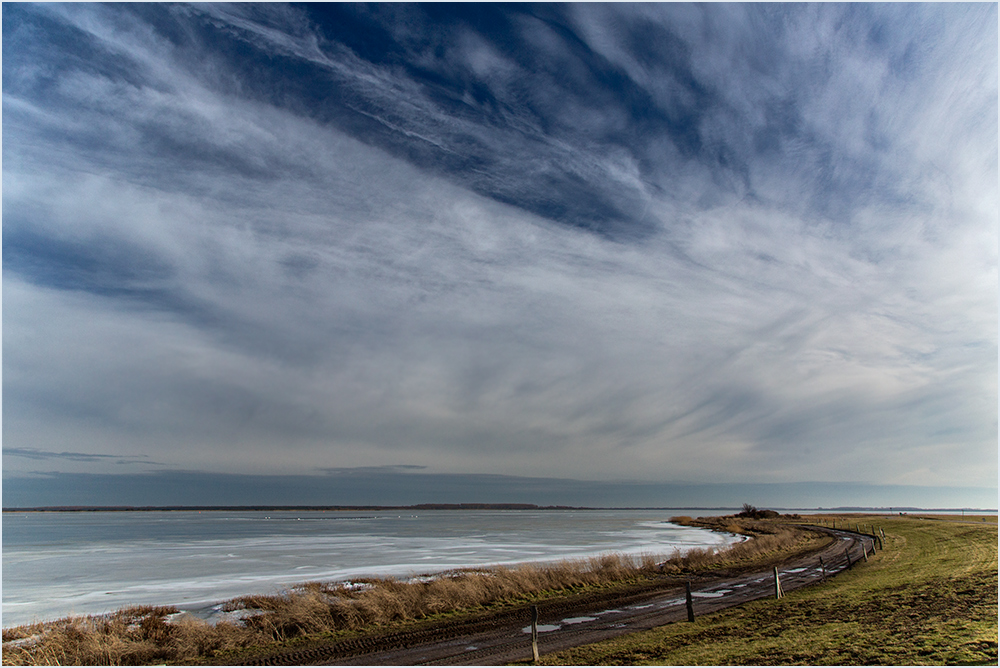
[5,448,163,466]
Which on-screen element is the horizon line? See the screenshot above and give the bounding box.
[4,504,997,513]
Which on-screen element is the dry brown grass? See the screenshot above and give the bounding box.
[1,605,265,666]
[2,516,812,665]
[229,552,665,640]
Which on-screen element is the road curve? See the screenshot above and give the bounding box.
[242,527,876,666]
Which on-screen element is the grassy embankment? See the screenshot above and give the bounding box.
[1,516,815,666]
[535,514,998,666]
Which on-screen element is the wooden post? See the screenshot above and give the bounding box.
[773,566,783,599]
[845,547,853,569]
[685,581,695,622]
[819,556,827,580]
[861,542,868,562]
[531,605,540,662]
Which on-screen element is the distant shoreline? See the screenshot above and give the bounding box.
[4,504,996,513]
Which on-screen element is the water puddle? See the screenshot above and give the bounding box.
[692,591,726,598]
[522,624,561,634]
[561,616,597,625]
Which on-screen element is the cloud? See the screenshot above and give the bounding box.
[2,4,996,502]
[5,448,163,466]
[318,465,428,476]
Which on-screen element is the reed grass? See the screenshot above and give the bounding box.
[2,516,808,666]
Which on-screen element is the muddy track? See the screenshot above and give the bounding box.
[239,527,874,666]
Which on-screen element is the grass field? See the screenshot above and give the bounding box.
[537,515,998,666]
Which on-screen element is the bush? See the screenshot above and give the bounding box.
[737,503,779,520]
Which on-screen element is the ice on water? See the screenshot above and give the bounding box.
[2,509,739,627]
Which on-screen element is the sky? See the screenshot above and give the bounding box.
[3,3,997,509]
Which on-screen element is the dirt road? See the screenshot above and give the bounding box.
[244,527,873,666]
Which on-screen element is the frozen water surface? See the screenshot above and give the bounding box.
[3,509,738,627]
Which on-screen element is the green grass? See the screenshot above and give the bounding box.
[536,515,998,666]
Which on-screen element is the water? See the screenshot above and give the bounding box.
[1,508,739,627]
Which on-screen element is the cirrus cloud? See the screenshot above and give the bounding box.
[3,3,996,504]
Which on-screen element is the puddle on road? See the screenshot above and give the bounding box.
[783,567,807,573]
[598,609,622,615]
[522,624,561,634]
[562,616,597,625]
[692,591,726,598]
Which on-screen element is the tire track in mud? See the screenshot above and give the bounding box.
[240,528,874,666]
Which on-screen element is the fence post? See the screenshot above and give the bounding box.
[531,605,539,662]
[819,556,827,580]
[862,542,868,562]
[773,566,783,599]
[685,581,695,622]
[845,547,853,569]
